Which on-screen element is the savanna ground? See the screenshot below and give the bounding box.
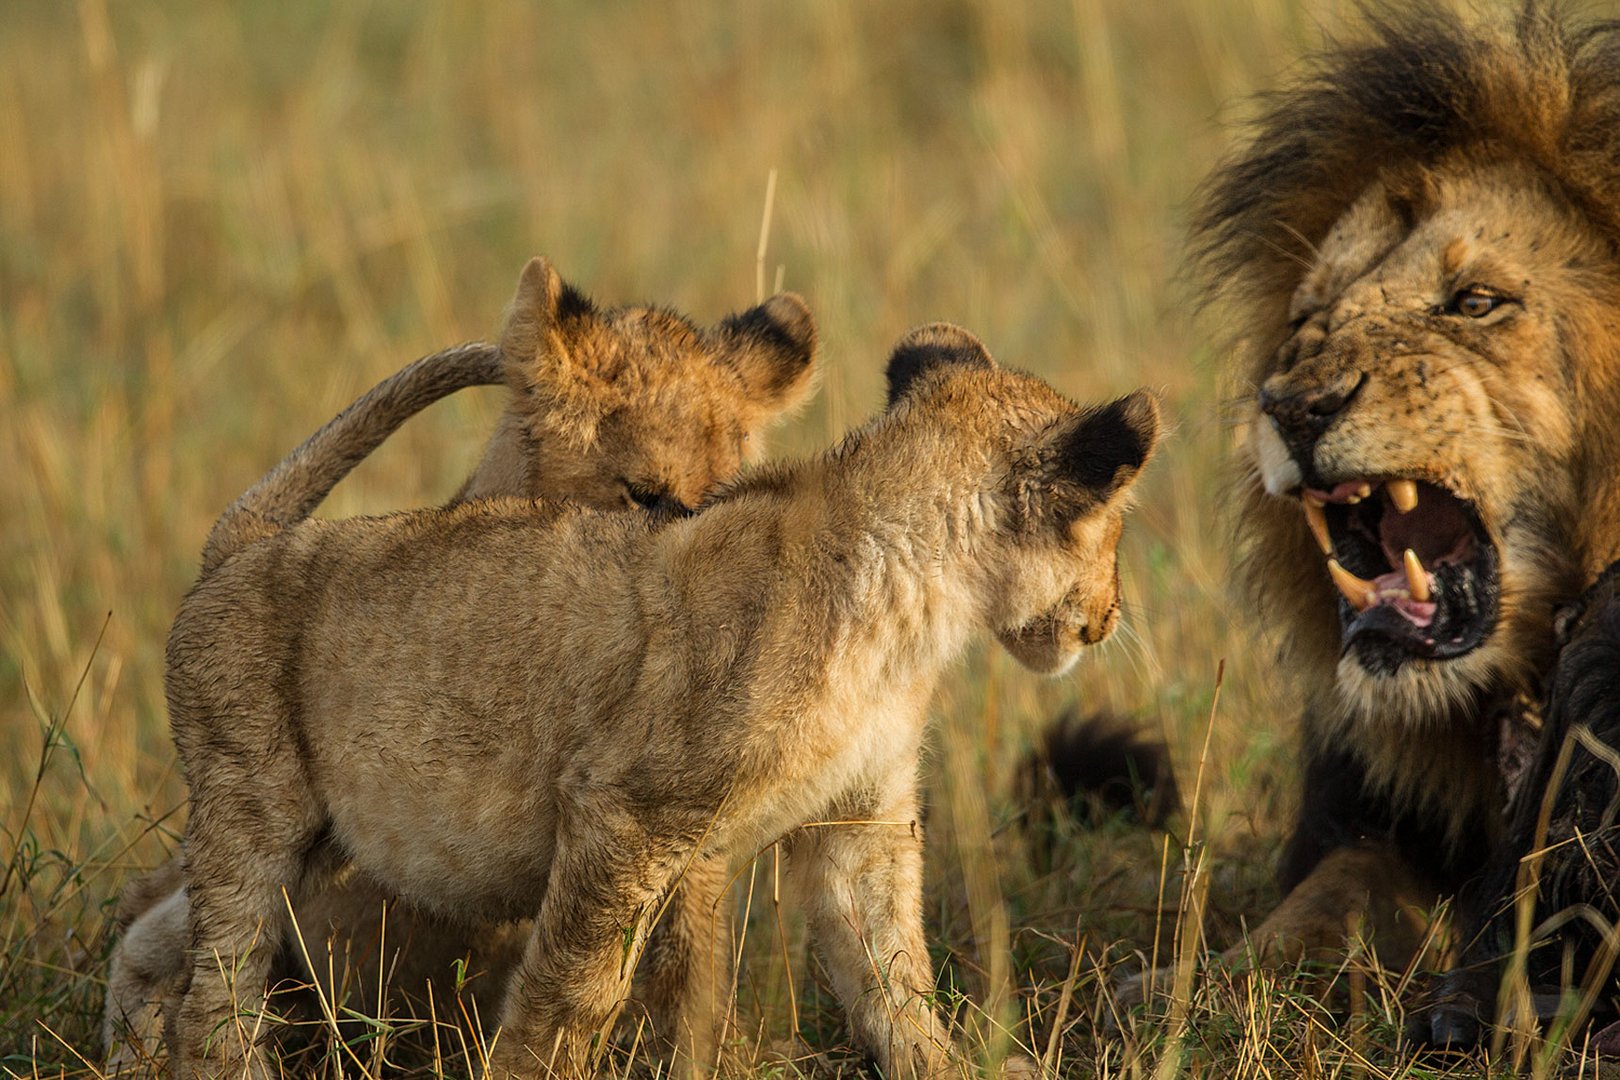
[0,1,1589,1077]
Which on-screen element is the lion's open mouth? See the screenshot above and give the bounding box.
[1299,478,1500,673]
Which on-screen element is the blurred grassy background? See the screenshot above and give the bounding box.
[0,0,1503,1075]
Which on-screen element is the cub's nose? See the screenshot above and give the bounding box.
[1258,370,1366,451]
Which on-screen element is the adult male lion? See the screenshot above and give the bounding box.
[1431,562,1620,1044]
[1195,0,1620,1008]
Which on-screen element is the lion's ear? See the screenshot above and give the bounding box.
[1049,390,1160,502]
[884,323,995,407]
[712,293,818,413]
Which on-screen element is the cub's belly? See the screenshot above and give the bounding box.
[321,767,558,921]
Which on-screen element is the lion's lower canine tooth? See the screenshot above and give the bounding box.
[1303,499,1332,554]
[1388,479,1418,513]
[1328,559,1375,611]
[1404,548,1431,602]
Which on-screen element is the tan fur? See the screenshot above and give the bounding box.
[1115,842,1438,1011]
[1196,3,1620,967]
[453,257,819,512]
[103,257,818,1069]
[1216,843,1437,969]
[162,324,1158,1079]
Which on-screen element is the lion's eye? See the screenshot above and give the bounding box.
[1450,287,1502,318]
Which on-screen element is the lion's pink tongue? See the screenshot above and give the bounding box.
[1370,569,1437,627]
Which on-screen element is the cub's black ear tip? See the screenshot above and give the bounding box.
[885,323,994,407]
[722,292,818,360]
[759,292,815,342]
[513,255,560,305]
[512,254,592,321]
[758,292,817,364]
[1059,389,1162,490]
[1117,389,1161,442]
[1111,389,1161,468]
[893,322,989,357]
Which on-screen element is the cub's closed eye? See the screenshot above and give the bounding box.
[1445,286,1512,318]
[624,484,664,511]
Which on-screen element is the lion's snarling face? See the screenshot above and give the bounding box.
[1198,5,1620,729]
[1247,160,1616,718]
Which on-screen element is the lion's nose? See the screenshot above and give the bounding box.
[1258,370,1366,448]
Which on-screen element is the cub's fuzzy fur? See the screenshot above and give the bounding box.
[103,257,818,1068]
[1177,1,1620,981]
[163,325,1158,1079]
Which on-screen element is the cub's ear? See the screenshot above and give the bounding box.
[885,323,994,407]
[501,256,560,362]
[499,256,597,377]
[713,293,818,412]
[1054,389,1160,498]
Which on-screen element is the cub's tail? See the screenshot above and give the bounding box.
[201,341,503,574]
[1024,710,1180,829]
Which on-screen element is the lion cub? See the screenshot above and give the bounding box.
[165,324,1158,1079]
[103,257,817,1068]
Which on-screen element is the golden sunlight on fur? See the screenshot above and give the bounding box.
[160,324,1156,1079]
[101,257,819,1070]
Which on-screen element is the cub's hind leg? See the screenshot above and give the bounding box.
[170,805,324,1077]
[165,659,325,1079]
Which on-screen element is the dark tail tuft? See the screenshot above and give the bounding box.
[1024,710,1180,830]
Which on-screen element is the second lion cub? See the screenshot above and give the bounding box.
[166,325,1159,1079]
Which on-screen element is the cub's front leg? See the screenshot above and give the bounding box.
[787,776,957,1079]
[491,811,680,1079]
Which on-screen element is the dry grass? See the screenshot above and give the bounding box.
[0,0,1597,1076]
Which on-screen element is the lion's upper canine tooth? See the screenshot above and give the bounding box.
[1328,559,1376,611]
[1303,498,1332,554]
[1388,479,1419,514]
[1404,548,1432,602]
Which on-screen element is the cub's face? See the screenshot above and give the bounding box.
[989,389,1156,675]
[881,324,1159,677]
[1246,164,1613,718]
[500,257,818,515]
[995,506,1130,674]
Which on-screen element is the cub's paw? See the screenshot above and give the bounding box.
[999,1052,1042,1078]
[1104,963,1171,1030]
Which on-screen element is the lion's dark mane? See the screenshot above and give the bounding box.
[1194,2,1620,315]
